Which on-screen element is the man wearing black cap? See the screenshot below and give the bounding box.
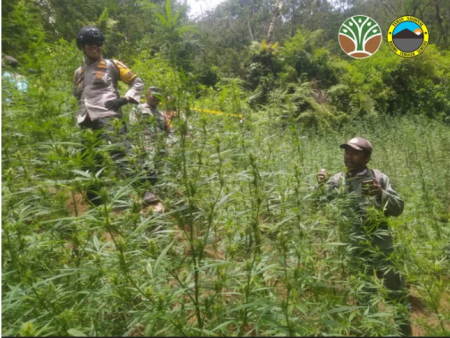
[317,136,412,337]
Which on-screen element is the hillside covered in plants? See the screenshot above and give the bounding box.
[2,0,450,336]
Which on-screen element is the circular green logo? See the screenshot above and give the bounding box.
[339,15,382,59]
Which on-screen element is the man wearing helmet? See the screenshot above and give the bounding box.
[74,26,143,124]
[73,26,158,207]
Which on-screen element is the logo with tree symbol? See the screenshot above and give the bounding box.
[338,15,382,59]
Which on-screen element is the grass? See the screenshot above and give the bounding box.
[2,74,450,337]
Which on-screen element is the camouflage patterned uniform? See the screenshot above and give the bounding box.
[130,103,174,173]
[130,103,173,149]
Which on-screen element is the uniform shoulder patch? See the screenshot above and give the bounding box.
[111,59,137,84]
[112,59,128,69]
[97,60,107,69]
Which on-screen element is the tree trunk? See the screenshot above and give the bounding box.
[266,1,281,43]
[291,0,296,37]
[247,17,254,41]
[247,0,254,42]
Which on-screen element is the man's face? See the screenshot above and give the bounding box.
[146,91,160,107]
[83,43,102,61]
[343,146,369,171]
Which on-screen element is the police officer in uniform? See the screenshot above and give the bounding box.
[73,26,157,206]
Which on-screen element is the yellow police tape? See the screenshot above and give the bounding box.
[193,108,243,119]
[137,101,244,119]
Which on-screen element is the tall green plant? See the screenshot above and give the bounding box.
[142,0,199,68]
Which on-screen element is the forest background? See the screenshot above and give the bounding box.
[2,0,450,336]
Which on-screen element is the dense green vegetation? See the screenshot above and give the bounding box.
[2,0,450,336]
